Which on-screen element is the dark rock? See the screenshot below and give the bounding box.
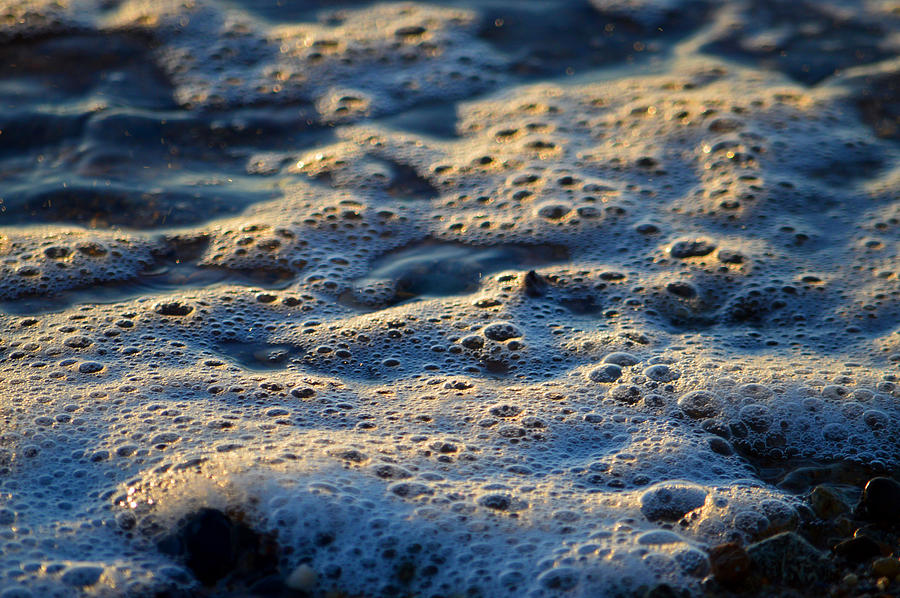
[855,477,900,525]
[670,239,716,258]
[644,583,689,598]
[717,249,745,264]
[746,532,829,587]
[158,508,276,586]
[291,387,315,399]
[523,270,548,297]
[808,485,850,520]
[155,301,193,316]
[834,535,881,564]
[666,281,697,298]
[709,542,751,587]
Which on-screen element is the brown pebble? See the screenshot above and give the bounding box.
[872,557,900,579]
[809,485,850,520]
[709,542,752,586]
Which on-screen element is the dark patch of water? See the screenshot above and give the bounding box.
[378,101,461,140]
[344,241,569,309]
[213,340,300,371]
[0,178,270,228]
[0,32,175,110]
[701,0,893,85]
[0,240,295,316]
[231,0,711,79]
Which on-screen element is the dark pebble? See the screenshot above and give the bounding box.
[158,508,275,586]
[855,477,900,524]
[666,281,697,298]
[670,239,716,258]
[523,270,547,297]
[644,583,689,598]
[808,485,850,520]
[717,249,745,264]
[709,542,751,586]
[746,532,829,587]
[834,535,882,563]
[155,301,193,316]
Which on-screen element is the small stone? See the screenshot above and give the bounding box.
[588,364,622,383]
[286,564,318,591]
[670,239,716,258]
[158,508,273,586]
[709,542,751,586]
[178,509,236,584]
[643,583,681,598]
[809,485,850,520]
[855,477,900,524]
[834,535,881,563]
[155,301,193,316]
[395,25,426,37]
[636,222,660,234]
[291,387,316,399]
[747,532,829,586]
[717,249,745,264]
[666,281,697,298]
[872,557,900,579]
[523,270,547,297]
[78,362,104,374]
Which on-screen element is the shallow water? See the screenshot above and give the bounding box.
[0,0,899,596]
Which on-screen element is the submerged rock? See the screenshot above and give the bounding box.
[746,532,829,587]
[157,509,276,586]
[855,477,900,525]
